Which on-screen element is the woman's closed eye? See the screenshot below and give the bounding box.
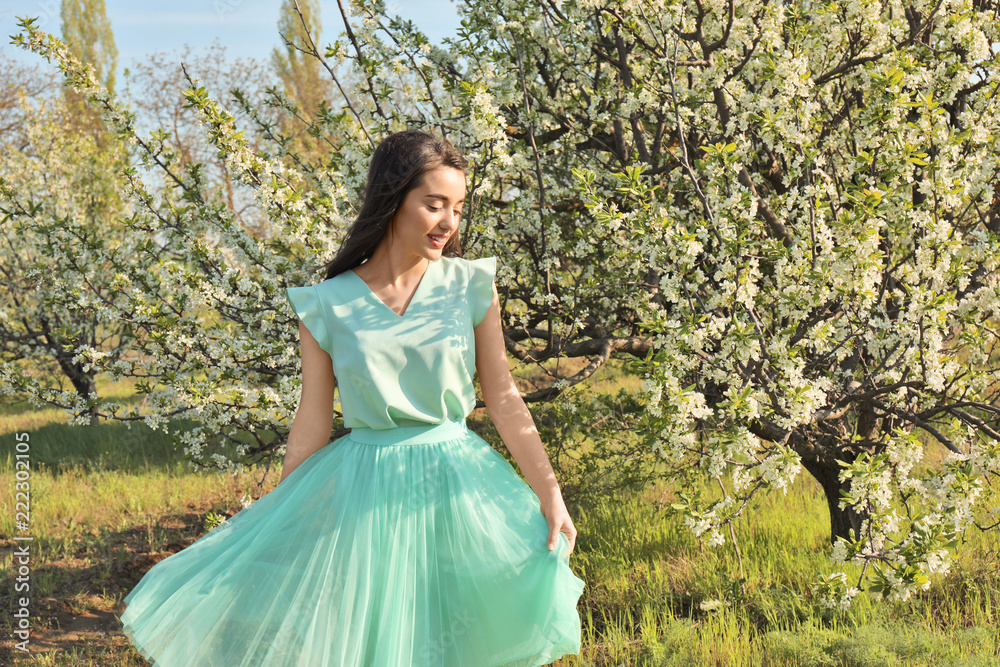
[428,205,462,217]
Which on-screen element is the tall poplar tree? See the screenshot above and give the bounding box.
[271,0,331,165]
[272,0,324,117]
[60,0,117,141]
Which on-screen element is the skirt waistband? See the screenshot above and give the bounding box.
[347,419,470,446]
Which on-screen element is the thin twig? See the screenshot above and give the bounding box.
[514,37,553,355]
[717,477,746,581]
[289,0,375,147]
[667,10,717,234]
[333,0,389,124]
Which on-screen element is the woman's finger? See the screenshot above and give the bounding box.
[548,523,560,550]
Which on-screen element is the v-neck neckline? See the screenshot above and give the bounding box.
[347,259,434,319]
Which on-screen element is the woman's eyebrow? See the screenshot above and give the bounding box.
[426,193,465,204]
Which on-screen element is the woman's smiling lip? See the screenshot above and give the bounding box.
[427,234,447,248]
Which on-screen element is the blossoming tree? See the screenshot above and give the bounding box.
[0,90,131,426]
[561,0,1000,604]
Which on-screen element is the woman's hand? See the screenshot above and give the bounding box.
[541,494,577,555]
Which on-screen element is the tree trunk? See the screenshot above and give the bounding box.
[70,375,101,427]
[799,455,867,544]
[59,356,101,426]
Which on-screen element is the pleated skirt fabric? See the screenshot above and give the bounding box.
[118,419,586,666]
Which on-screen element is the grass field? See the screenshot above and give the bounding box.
[2,374,999,666]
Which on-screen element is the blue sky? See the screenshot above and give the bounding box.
[2,0,461,79]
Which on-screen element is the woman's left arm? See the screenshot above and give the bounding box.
[474,282,577,555]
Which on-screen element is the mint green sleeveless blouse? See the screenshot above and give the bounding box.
[284,255,498,430]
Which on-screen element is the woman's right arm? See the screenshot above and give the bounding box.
[279,319,335,485]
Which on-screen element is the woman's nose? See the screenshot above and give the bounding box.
[442,210,460,230]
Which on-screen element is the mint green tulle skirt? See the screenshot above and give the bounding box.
[117,419,586,666]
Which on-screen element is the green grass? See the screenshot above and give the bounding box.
[565,479,999,666]
[1,373,999,666]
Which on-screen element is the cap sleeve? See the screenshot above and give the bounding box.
[284,284,331,354]
[468,256,498,327]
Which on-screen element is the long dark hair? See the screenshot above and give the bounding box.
[320,130,468,281]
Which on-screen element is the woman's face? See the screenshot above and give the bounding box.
[388,166,466,260]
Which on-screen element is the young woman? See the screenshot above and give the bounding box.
[118,130,585,666]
